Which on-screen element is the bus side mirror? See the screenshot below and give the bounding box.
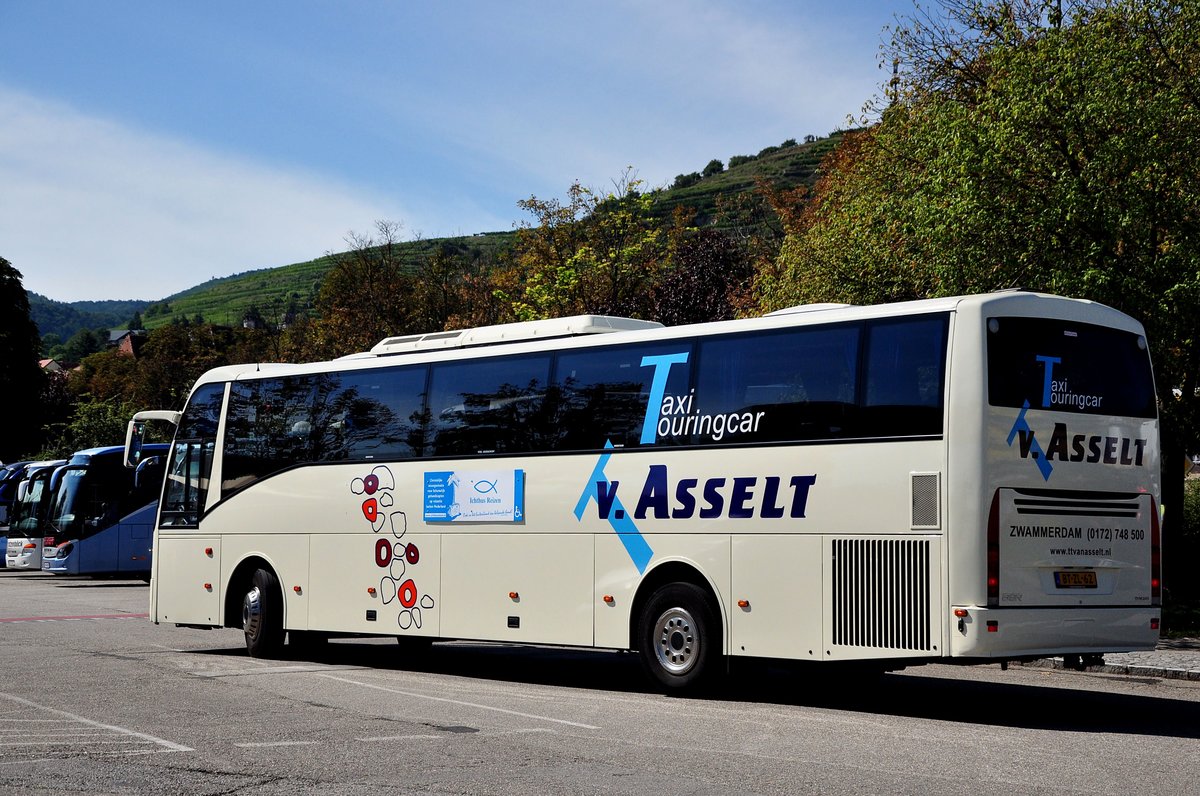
[124,410,182,468]
[134,456,161,489]
[125,420,146,468]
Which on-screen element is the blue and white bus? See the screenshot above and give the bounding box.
[42,445,167,576]
[5,460,67,570]
[127,291,1161,691]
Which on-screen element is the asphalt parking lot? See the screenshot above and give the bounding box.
[3,568,1200,795]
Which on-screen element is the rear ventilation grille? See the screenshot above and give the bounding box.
[1010,488,1141,519]
[911,473,940,528]
[832,538,932,651]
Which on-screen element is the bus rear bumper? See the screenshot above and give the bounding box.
[948,606,1160,659]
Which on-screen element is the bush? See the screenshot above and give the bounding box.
[702,159,724,178]
[672,172,702,190]
[1183,477,1200,538]
[728,155,755,168]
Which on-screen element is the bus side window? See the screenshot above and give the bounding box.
[552,342,693,451]
[860,316,947,437]
[322,366,428,461]
[693,325,859,444]
[427,355,552,457]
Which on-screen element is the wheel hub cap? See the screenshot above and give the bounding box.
[653,607,699,675]
[243,585,262,639]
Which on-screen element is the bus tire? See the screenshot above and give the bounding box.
[243,568,284,658]
[637,582,719,692]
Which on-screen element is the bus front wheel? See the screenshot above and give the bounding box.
[637,583,718,692]
[243,568,284,658]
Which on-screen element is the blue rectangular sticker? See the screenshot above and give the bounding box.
[423,469,525,523]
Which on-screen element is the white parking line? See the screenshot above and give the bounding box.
[0,757,56,766]
[234,741,320,748]
[1,740,159,747]
[317,674,601,730]
[0,693,192,753]
[190,664,361,678]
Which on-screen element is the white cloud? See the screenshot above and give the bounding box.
[382,1,884,197]
[0,86,409,302]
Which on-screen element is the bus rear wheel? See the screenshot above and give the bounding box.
[637,583,719,692]
[243,568,284,658]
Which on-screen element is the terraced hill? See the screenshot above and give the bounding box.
[36,131,848,335]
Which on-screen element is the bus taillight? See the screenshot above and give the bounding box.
[987,492,1000,607]
[1150,496,1161,606]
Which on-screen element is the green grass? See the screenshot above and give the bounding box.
[652,133,844,226]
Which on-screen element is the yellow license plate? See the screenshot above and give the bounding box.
[1054,571,1097,588]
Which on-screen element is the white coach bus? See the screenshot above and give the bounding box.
[126,290,1161,691]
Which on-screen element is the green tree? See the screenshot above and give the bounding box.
[408,245,494,334]
[765,0,1200,597]
[41,332,62,358]
[510,172,666,320]
[38,396,137,458]
[312,220,416,358]
[134,322,233,410]
[671,172,702,190]
[702,159,725,178]
[60,327,104,365]
[769,0,1199,429]
[0,257,45,459]
[70,348,140,403]
[653,228,751,326]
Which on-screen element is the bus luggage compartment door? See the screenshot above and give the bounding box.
[156,537,220,625]
[731,535,822,660]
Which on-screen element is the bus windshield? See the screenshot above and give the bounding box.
[9,474,50,534]
[47,467,97,542]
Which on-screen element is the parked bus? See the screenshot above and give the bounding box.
[127,291,1161,690]
[0,461,31,528]
[0,461,32,567]
[4,460,68,570]
[42,445,168,576]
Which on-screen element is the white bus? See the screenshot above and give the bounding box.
[127,291,1161,690]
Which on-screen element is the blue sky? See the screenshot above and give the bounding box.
[1,1,906,302]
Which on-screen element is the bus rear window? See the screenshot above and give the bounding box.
[987,316,1156,418]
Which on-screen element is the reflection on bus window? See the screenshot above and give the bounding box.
[427,355,552,456]
[694,326,859,443]
[161,382,223,527]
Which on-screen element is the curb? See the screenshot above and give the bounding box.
[1019,657,1200,681]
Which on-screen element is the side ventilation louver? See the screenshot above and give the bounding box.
[832,538,932,651]
[911,472,940,529]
